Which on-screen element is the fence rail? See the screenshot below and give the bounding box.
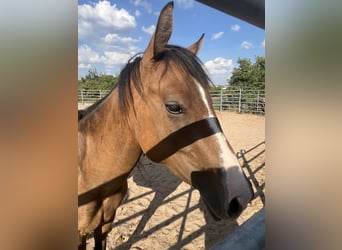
[210,88,265,114]
[78,88,265,114]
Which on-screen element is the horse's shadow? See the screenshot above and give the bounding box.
[112,155,183,249]
[128,155,182,238]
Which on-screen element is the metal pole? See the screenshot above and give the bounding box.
[81,89,84,104]
[220,88,223,111]
[257,90,260,113]
[238,88,242,113]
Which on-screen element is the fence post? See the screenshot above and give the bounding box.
[220,88,223,111]
[238,88,242,113]
[81,89,84,104]
[257,90,260,113]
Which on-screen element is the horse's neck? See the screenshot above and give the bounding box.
[78,89,141,182]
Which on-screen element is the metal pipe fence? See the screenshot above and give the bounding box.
[78,89,110,104]
[210,88,265,114]
[78,88,265,115]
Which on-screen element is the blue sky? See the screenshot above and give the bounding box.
[78,0,265,85]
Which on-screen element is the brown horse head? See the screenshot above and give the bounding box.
[118,1,253,220]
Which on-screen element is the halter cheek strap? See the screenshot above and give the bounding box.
[146,117,223,162]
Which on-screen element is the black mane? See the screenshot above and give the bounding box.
[78,45,212,121]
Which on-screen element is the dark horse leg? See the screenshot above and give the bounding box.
[94,224,109,250]
[94,182,128,250]
[78,233,87,250]
[94,218,119,250]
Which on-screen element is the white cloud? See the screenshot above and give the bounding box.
[101,51,134,66]
[231,24,240,31]
[135,10,141,17]
[78,44,101,64]
[78,63,92,69]
[175,0,194,9]
[142,25,156,35]
[104,33,141,44]
[78,1,142,77]
[261,39,265,48]
[241,41,253,50]
[78,44,137,71]
[78,1,136,39]
[204,57,234,84]
[131,0,152,13]
[211,31,224,40]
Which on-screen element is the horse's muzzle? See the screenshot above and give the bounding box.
[191,167,253,220]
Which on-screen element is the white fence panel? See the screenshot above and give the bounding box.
[210,88,265,114]
[78,88,265,115]
[78,89,111,104]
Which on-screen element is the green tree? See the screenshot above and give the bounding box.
[97,74,118,90]
[228,56,265,89]
[78,68,118,90]
[80,67,99,82]
[210,85,224,91]
[252,56,265,88]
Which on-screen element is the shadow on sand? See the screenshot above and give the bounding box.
[108,142,265,249]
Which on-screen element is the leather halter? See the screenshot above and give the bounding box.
[146,117,222,162]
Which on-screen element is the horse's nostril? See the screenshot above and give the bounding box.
[228,197,243,218]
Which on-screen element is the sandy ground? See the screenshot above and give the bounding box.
[79,104,265,250]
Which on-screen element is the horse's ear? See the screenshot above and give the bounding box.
[188,33,205,55]
[143,1,174,62]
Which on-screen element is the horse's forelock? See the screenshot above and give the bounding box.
[161,45,212,89]
[117,55,143,116]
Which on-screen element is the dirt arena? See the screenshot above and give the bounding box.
[79,104,265,249]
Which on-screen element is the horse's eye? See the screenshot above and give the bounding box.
[165,103,184,114]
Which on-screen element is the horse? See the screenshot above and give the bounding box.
[78,2,253,249]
